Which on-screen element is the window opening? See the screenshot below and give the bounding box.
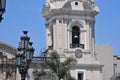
[71,26,80,48]
[75,2,78,6]
[59,20,62,23]
[78,73,83,80]
[70,26,84,48]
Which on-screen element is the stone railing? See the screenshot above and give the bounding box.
[70,43,84,49]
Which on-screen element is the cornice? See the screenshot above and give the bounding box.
[64,49,93,54]
[45,14,95,25]
[45,8,97,17]
[71,63,103,70]
[30,61,103,70]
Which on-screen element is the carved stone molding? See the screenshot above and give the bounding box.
[71,63,103,70]
[46,14,94,26]
[85,18,95,25]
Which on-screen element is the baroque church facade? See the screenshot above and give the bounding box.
[42,0,103,80]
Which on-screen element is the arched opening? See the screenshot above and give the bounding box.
[70,26,84,49]
[71,26,80,48]
[72,26,80,44]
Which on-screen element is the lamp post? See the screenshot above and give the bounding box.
[16,31,34,80]
[0,0,6,22]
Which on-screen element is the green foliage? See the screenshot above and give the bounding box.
[66,72,76,80]
[45,51,76,80]
[33,69,58,80]
[33,69,46,80]
[33,51,76,80]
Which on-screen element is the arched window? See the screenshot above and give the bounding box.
[70,26,84,48]
[71,26,80,48]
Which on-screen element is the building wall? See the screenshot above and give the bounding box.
[95,44,114,80]
[0,41,17,80]
[113,56,120,76]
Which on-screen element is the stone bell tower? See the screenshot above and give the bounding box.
[42,0,103,80]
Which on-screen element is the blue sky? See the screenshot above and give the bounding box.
[0,0,120,56]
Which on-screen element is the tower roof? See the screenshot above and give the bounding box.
[42,0,99,18]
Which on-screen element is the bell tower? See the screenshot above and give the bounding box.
[42,0,103,80]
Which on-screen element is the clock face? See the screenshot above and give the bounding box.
[75,49,82,58]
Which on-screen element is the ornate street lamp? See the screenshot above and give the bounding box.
[0,0,6,22]
[16,31,34,80]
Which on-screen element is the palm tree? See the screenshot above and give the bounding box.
[33,69,46,80]
[45,51,76,80]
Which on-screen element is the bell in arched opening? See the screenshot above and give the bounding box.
[72,26,80,48]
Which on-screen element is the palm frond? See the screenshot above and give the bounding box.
[45,51,76,80]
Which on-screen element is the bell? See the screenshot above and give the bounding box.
[74,34,78,38]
